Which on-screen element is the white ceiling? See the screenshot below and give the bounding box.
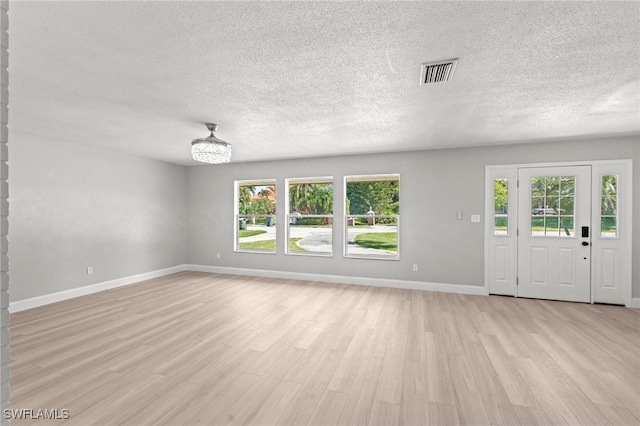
[8,1,640,166]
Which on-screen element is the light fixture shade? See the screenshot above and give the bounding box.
[191,123,232,164]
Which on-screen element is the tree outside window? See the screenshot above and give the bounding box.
[235,180,276,252]
[345,175,399,259]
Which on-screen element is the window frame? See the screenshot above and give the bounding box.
[343,174,400,260]
[599,174,618,238]
[493,178,509,236]
[285,176,334,257]
[528,176,577,238]
[234,179,277,254]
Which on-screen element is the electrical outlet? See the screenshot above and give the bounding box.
[87,266,93,275]
[413,264,418,272]
[216,253,221,259]
[457,210,462,220]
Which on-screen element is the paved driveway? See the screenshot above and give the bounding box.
[240,224,396,255]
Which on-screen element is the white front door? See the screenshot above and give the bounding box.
[517,166,592,302]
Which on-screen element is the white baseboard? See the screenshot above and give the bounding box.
[21,264,636,312]
[186,264,489,296]
[9,265,188,313]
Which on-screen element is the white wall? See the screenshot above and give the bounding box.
[188,136,639,296]
[8,133,188,302]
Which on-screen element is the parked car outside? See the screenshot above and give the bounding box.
[532,207,556,215]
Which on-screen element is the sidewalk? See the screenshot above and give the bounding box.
[240,224,397,255]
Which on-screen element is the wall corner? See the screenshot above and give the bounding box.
[0,0,10,421]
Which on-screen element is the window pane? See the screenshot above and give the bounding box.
[531,175,574,237]
[289,181,333,214]
[546,177,560,196]
[602,175,617,196]
[494,179,508,235]
[531,178,545,197]
[601,217,617,236]
[545,215,559,235]
[288,215,333,255]
[559,216,574,236]
[287,178,333,255]
[346,215,398,256]
[238,183,276,215]
[494,216,508,235]
[531,197,545,214]
[601,196,617,216]
[238,215,277,251]
[345,175,399,258]
[601,175,618,237]
[531,216,544,236]
[560,176,575,195]
[560,196,574,215]
[546,197,559,215]
[346,178,399,215]
[237,180,276,253]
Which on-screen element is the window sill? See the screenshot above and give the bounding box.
[234,249,277,255]
[343,254,400,261]
[286,252,333,258]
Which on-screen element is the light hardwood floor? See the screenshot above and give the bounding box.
[10,272,640,425]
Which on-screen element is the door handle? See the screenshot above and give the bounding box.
[582,241,590,246]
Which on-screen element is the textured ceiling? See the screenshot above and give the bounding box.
[8,1,640,166]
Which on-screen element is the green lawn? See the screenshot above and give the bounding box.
[531,216,574,234]
[288,238,306,252]
[495,216,617,235]
[353,232,397,252]
[601,217,617,235]
[239,238,307,252]
[239,230,267,238]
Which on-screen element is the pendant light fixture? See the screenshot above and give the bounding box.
[191,123,232,164]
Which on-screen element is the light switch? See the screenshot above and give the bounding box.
[457,211,463,220]
[471,214,481,223]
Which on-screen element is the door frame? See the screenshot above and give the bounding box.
[484,159,633,306]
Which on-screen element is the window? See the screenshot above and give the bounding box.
[530,176,575,236]
[286,177,333,256]
[494,178,508,235]
[601,175,618,237]
[344,174,399,259]
[235,179,276,253]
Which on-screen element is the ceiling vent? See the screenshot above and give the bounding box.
[420,59,458,85]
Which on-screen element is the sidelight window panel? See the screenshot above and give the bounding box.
[600,175,618,237]
[493,178,508,235]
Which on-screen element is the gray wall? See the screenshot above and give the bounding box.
[635,139,640,300]
[7,134,638,304]
[9,133,188,302]
[1,0,9,415]
[187,136,639,296]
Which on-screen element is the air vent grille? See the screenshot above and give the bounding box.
[420,59,458,84]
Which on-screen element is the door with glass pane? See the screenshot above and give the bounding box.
[517,166,592,302]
